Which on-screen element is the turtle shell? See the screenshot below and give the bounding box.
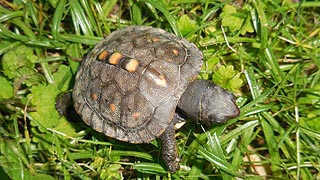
[72,26,203,143]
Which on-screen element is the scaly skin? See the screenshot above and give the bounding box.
[159,123,180,172]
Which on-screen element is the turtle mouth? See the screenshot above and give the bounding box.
[208,103,240,123]
[227,104,240,118]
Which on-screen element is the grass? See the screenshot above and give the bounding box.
[0,0,320,179]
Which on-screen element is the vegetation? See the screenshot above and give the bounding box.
[1,0,319,179]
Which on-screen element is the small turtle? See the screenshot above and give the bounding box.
[57,26,239,172]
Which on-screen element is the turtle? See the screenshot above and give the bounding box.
[58,26,240,172]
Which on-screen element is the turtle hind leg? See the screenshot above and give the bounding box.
[159,123,180,172]
[55,92,80,121]
[56,92,73,116]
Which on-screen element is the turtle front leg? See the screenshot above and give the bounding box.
[159,123,180,172]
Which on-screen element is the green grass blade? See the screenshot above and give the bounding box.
[52,0,67,40]
[133,163,167,174]
[69,0,94,36]
[141,0,181,36]
[198,146,238,176]
[0,10,24,23]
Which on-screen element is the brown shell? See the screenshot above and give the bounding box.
[72,26,203,143]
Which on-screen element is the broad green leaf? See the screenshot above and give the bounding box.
[29,84,61,130]
[100,164,123,180]
[221,5,241,32]
[0,76,13,99]
[15,66,45,86]
[2,45,38,79]
[212,65,243,94]
[28,83,78,136]
[177,14,197,36]
[220,4,254,35]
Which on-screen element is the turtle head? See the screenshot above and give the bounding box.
[178,80,239,124]
[199,82,240,123]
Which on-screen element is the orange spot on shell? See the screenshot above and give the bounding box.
[91,93,98,100]
[172,49,179,55]
[98,50,109,61]
[108,52,122,65]
[133,112,140,120]
[125,59,139,72]
[151,37,160,42]
[109,103,116,113]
